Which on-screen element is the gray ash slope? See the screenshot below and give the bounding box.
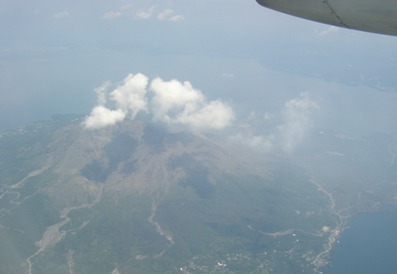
[0,115,336,274]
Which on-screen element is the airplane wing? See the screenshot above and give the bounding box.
[256,0,397,36]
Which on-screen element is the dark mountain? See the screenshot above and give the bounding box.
[0,116,336,274]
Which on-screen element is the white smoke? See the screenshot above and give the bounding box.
[83,106,126,129]
[226,92,318,153]
[176,100,234,130]
[150,78,204,121]
[95,81,111,106]
[84,74,317,154]
[278,92,319,151]
[150,77,233,130]
[110,73,149,118]
[83,73,234,131]
[83,73,149,129]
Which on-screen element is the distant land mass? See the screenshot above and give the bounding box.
[0,115,396,273]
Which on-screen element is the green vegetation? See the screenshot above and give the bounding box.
[0,117,342,273]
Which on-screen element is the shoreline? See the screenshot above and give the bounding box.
[309,178,350,271]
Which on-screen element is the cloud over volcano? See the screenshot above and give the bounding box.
[83,73,234,131]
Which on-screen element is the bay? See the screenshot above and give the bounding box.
[324,210,397,274]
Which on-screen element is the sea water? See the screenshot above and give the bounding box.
[324,209,397,274]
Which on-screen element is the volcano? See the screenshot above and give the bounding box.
[0,115,335,274]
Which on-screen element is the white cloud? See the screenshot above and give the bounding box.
[102,5,183,22]
[157,9,184,22]
[83,73,148,129]
[169,14,184,22]
[102,4,134,20]
[102,11,122,20]
[53,11,70,19]
[136,11,151,20]
[84,73,233,131]
[83,106,126,129]
[84,75,316,149]
[317,26,340,36]
[157,9,174,20]
[136,5,157,20]
[278,92,318,151]
[150,77,233,130]
[110,73,149,118]
[150,78,204,121]
[176,100,234,130]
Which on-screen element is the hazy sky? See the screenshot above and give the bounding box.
[1,0,397,151]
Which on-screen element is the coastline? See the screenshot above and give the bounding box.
[323,208,397,274]
[309,178,350,271]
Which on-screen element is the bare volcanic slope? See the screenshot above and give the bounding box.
[0,116,336,274]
